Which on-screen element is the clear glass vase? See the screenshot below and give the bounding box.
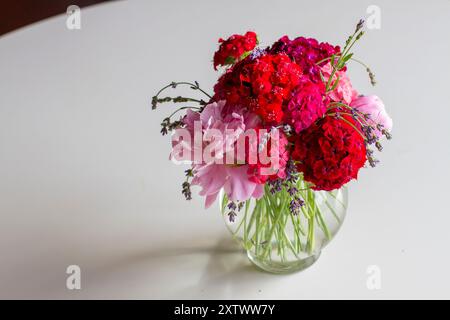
[221,182,347,274]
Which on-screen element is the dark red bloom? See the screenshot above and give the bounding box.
[270,36,342,82]
[285,78,327,133]
[292,116,367,191]
[214,53,302,124]
[213,31,258,70]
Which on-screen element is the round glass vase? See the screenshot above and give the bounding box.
[221,183,347,274]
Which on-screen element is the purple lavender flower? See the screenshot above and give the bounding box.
[227,202,237,211]
[289,197,304,215]
[268,179,282,194]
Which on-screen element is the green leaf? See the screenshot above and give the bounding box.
[240,51,251,60]
[319,70,325,83]
[330,75,340,91]
[224,55,236,65]
[343,53,353,63]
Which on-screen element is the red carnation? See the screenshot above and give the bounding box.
[285,78,327,133]
[213,31,258,70]
[292,116,367,191]
[214,53,302,124]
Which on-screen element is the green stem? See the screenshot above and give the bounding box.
[229,178,345,263]
[349,57,370,69]
[262,196,286,259]
[306,189,316,254]
[316,207,331,240]
[320,192,342,224]
[328,189,347,208]
[156,81,212,99]
[167,106,200,119]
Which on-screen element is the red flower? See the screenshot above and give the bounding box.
[285,78,327,133]
[214,53,302,124]
[213,31,258,70]
[292,116,367,191]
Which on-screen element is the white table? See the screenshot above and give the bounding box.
[1,0,449,299]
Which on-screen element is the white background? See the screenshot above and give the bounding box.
[0,0,449,299]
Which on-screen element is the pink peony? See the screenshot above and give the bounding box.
[171,100,264,208]
[351,95,393,137]
[321,62,358,104]
[192,164,264,208]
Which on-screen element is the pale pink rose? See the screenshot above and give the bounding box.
[321,62,358,104]
[351,95,393,137]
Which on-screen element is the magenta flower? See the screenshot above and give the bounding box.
[285,79,327,133]
[269,36,341,81]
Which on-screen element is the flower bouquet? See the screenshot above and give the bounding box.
[152,20,392,274]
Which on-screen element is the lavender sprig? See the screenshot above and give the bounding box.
[181,168,195,200]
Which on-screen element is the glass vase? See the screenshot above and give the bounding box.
[221,181,347,274]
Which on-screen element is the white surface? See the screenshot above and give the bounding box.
[0,0,449,299]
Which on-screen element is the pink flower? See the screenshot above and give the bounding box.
[285,78,327,133]
[321,62,358,104]
[351,95,393,137]
[172,100,264,208]
[172,101,256,164]
[247,128,290,184]
[192,164,264,208]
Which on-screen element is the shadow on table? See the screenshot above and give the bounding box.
[86,236,281,298]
